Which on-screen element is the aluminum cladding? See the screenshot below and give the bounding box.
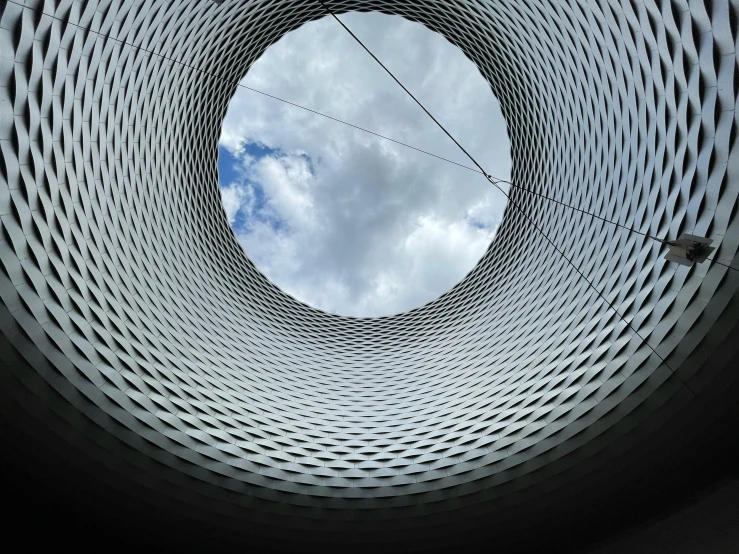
[1,0,738,536]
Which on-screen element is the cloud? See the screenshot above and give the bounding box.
[220,183,252,225]
[218,12,511,317]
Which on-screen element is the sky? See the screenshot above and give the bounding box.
[218,12,511,317]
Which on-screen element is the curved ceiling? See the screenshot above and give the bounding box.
[1,0,738,551]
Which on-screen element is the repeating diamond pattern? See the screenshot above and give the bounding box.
[1,0,738,549]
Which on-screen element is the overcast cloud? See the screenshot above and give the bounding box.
[219,12,510,317]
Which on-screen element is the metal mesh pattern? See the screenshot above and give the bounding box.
[1,0,738,538]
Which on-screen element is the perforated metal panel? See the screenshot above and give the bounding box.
[1,0,738,549]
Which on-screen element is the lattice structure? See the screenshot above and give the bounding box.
[1,0,738,551]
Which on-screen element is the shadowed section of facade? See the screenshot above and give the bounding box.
[0,0,738,551]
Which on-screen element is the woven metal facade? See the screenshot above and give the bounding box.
[1,0,738,550]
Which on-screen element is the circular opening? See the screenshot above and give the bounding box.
[219,12,511,317]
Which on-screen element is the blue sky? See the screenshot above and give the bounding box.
[218,145,260,231]
[218,12,510,317]
[218,143,296,234]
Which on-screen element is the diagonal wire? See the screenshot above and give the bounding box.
[319,0,739,275]
[8,0,736,278]
[3,0,482,175]
[11,0,739,272]
[317,0,728,417]
[317,0,495,180]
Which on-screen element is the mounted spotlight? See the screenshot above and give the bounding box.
[661,234,715,267]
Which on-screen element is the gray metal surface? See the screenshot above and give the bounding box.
[1,0,738,550]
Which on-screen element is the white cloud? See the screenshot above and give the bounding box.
[219,12,511,317]
[220,183,252,225]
